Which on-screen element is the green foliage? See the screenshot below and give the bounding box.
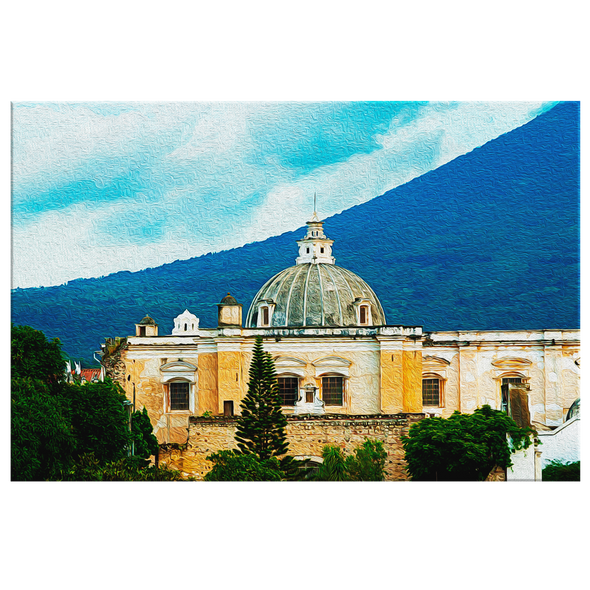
[315,446,350,481]
[313,439,388,481]
[542,460,580,481]
[11,377,76,481]
[66,454,188,481]
[61,379,132,464]
[204,450,283,481]
[11,323,66,393]
[402,405,536,481]
[201,410,213,418]
[11,325,137,479]
[346,439,387,481]
[131,407,159,459]
[235,336,289,460]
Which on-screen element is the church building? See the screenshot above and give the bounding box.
[102,210,580,479]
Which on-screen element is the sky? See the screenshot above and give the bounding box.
[11,101,559,289]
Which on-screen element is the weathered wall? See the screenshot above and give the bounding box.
[537,417,580,469]
[157,413,425,481]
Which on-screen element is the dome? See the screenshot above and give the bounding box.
[219,293,239,305]
[138,314,156,325]
[245,263,386,328]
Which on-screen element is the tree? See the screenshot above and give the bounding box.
[61,379,132,464]
[131,406,160,461]
[234,336,289,460]
[401,405,535,481]
[11,324,66,394]
[11,377,76,481]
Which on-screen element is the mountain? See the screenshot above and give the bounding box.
[12,102,580,365]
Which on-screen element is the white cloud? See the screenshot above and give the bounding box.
[11,101,557,288]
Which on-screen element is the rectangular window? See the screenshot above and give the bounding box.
[224,400,234,416]
[170,382,189,411]
[278,377,298,406]
[322,376,343,406]
[422,378,440,406]
[262,306,269,326]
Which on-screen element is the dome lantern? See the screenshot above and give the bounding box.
[295,195,335,265]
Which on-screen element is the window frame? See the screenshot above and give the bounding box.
[168,380,190,412]
[321,374,345,407]
[421,373,445,408]
[277,375,300,407]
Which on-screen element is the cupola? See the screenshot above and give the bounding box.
[217,293,243,327]
[135,314,158,337]
[172,309,200,335]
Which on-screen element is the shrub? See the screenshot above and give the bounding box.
[542,460,580,481]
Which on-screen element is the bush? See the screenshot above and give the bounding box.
[67,454,188,481]
[313,439,388,481]
[204,450,283,481]
[542,460,580,481]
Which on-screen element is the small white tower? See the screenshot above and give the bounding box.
[295,196,335,265]
[172,309,200,335]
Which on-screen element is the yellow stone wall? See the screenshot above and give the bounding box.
[197,352,218,415]
[217,350,246,414]
[378,347,422,413]
[402,349,422,412]
[379,350,404,413]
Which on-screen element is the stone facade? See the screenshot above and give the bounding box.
[156,413,425,480]
[101,308,579,484]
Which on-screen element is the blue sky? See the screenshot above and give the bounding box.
[11,101,558,288]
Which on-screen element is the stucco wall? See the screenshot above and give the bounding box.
[537,418,580,469]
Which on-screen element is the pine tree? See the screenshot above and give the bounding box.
[235,336,289,460]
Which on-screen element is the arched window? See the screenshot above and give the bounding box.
[262,306,269,326]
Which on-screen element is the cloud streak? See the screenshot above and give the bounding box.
[12,101,557,288]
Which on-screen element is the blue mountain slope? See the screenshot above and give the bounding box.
[12,102,579,365]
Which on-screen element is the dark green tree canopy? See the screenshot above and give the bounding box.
[11,323,66,393]
[402,405,535,481]
[205,450,283,481]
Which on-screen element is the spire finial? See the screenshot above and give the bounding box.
[314,192,317,215]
